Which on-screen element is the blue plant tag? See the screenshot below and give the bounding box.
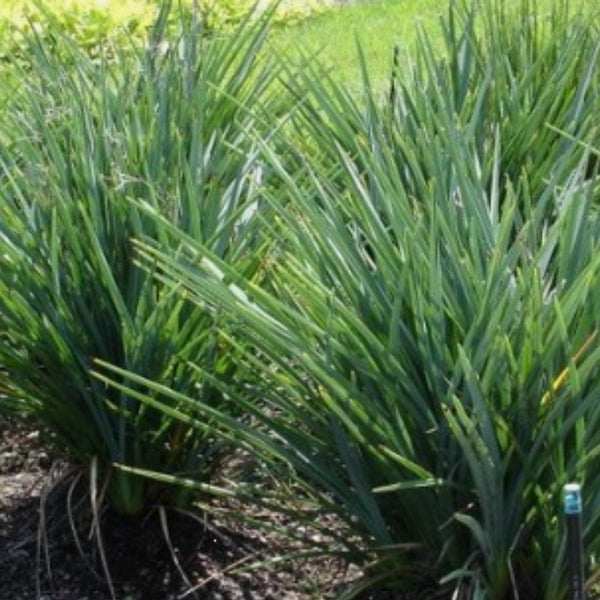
[564,483,582,515]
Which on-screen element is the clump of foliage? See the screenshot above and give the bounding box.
[98,1,600,598]
[0,0,334,63]
[0,8,284,516]
[0,0,158,60]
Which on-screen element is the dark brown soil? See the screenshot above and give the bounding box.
[0,414,443,600]
[0,416,368,600]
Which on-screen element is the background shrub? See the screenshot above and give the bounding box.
[0,0,335,63]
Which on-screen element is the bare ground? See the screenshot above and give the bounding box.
[0,416,374,600]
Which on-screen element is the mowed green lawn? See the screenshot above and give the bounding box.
[270,0,600,96]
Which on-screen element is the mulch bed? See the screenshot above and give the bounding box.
[0,416,373,600]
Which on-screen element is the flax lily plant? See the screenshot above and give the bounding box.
[0,7,283,515]
[97,1,600,598]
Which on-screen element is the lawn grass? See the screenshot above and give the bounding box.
[270,0,444,97]
[270,0,600,97]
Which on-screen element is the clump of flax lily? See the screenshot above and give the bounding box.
[95,2,600,599]
[0,6,283,516]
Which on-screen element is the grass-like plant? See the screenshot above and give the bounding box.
[282,0,600,212]
[269,0,600,97]
[0,7,283,516]
[93,2,600,598]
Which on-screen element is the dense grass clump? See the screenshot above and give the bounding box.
[97,2,600,599]
[0,10,285,515]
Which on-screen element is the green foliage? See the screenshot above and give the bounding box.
[0,0,158,61]
[0,0,335,64]
[97,1,600,598]
[269,0,600,98]
[0,10,283,515]
[269,0,447,98]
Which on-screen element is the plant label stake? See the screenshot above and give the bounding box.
[564,483,585,600]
